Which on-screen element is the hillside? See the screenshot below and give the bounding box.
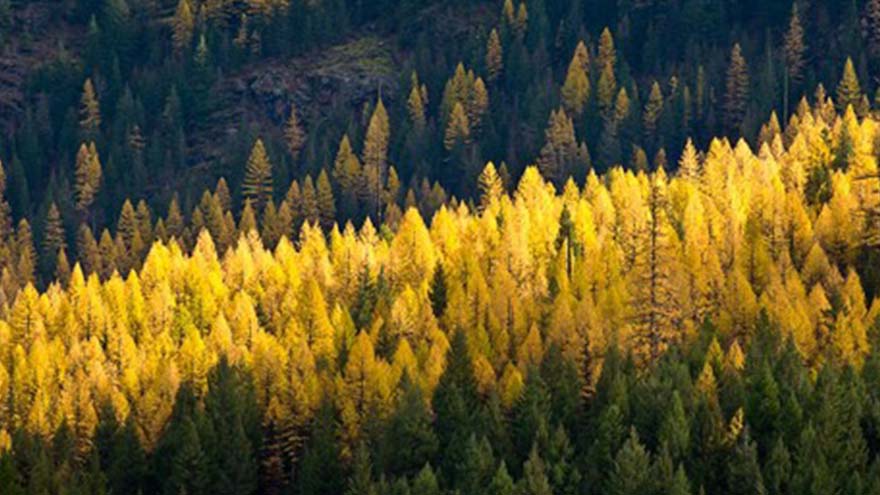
[4,0,880,494]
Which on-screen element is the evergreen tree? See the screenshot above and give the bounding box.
[172,0,194,52]
[41,202,65,277]
[75,143,102,213]
[643,81,664,151]
[333,135,363,220]
[518,445,553,495]
[242,139,273,211]
[285,104,306,162]
[837,58,862,112]
[724,43,749,136]
[381,375,438,478]
[561,49,590,117]
[784,3,806,115]
[362,98,390,218]
[79,78,101,142]
[607,428,652,495]
[316,169,336,230]
[429,263,448,318]
[487,29,504,83]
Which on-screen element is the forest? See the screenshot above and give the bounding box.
[4,0,880,494]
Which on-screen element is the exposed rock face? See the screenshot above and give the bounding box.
[229,36,399,127]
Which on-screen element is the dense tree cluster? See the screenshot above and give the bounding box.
[5,0,880,258]
[6,0,880,492]
[0,97,879,491]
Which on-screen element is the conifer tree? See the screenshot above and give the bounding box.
[514,2,528,38]
[166,195,184,239]
[316,169,336,230]
[242,138,273,211]
[172,0,194,52]
[837,58,862,112]
[333,135,363,220]
[444,102,471,150]
[79,78,101,141]
[363,98,390,214]
[537,108,581,186]
[15,219,35,283]
[215,177,232,212]
[678,138,700,181]
[301,175,319,225]
[561,50,590,117]
[490,462,516,495]
[285,104,306,162]
[42,202,65,270]
[598,27,616,72]
[75,142,102,212]
[478,162,504,209]
[784,3,806,115]
[519,445,553,495]
[597,62,617,120]
[724,43,749,135]
[380,375,438,478]
[643,81,664,149]
[239,199,257,235]
[470,78,490,133]
[407,76,427,131]
[607,429,652,495]
[632,171,681,362]
[486,29,504,82]
[76,223,100,274]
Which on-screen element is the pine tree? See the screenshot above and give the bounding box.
[301,175,319,225]
[678,138,700,181]
[172,0,194,52]
[478,162,505,209]
[444,102,470,150]
[75,142,102,212]
[316,169,336,230]
[15,219,36,283]
[42,202,65,269]
[837,57,862,112]
[607,429,652,495]
[79,78,101,141]
[561,51,590,117]
[537,108,581,186]
[519,445,553,495]
[643,81,664,149]
[76,223,100,274]
[407,74,427,131]
[238,199,257,236]
[724,43,749,136]
[429,263,448,318]
[333,134,363,220]
[490,462,515,495]
[380,375,438,478]
[166,195,185,239]
[784,3,806,87]
[362,98,390,218]
[285,104,306,161]
[597,62,617,120]
[470,78,490,133]
[514,2,528,38]
[632,171,681,363]
[242,138,273,211]
[486,29,504,82]
[598,27,616,72]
